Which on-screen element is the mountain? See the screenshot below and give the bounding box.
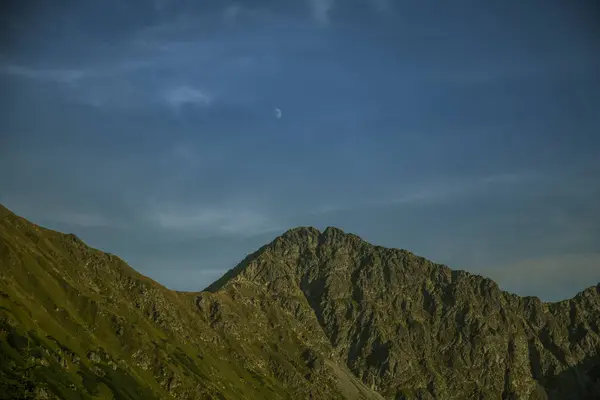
[210,226,600,399]
[1,204,599,399]
[0,205,382,400]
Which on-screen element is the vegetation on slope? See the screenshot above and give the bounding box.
[0,205,381,400]
[1,204,599,399]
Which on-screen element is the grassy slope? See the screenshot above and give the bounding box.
[0,205,382,400]
[6,204,598,399]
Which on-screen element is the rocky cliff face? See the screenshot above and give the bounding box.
[209,226,600,400]
[1,205,599,399]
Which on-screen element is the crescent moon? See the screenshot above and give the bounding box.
[274,108,282,119]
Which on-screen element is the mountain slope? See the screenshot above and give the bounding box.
[0,205,383,400]
[1,205,599,399]
[208,226,600,399]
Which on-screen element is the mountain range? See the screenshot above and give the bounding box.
[0,204,599,399]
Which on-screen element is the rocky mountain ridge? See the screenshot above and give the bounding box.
[209,226,600,399]
[1,205,599,399]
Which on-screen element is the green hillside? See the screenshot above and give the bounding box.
[1,204,599,399]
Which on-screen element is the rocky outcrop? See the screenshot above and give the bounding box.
[210,226,600,399]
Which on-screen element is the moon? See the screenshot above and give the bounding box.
[274,108,282,119]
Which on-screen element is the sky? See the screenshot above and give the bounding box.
[1,0,599,301]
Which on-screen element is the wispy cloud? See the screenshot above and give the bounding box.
[308,0,389,24]
[0,59,158,84]
[0,65,86,83]
[1,59,219,112]
[369,0,392,13]
[384,171,536,203]
[153,0,169,12]
[309,0,335,25]
[165,85,212,110]
[309,171,538,215]
[145,202,280,236]
[0,198,119,229]
[48,211,118,228]
[223,4,243,24]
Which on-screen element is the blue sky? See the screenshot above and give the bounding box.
[1,0,599,301]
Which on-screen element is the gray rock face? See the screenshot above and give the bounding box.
[210,226,600,399]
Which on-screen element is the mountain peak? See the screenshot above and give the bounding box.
[322,226,347,236]
[280,226,321,239]
[207,226,367,292]
[277,226,364,247]
[321,226,365,243]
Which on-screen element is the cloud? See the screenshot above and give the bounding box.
[165,86,212,110]
[307,0,389,24]
[48,211,117,228]
[309,0,335,25]
[153,0,169,12]
[0,59,158,85]
[0,65,85,83]
[369,0,391,13]
[0,199,118,229]
[145,202,280,236]
[171,141,230,171]
[223,4,243,23]
[382,171,537,203]
[310,171,538,216]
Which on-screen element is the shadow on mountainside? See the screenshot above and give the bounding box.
[534,354,600,400]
